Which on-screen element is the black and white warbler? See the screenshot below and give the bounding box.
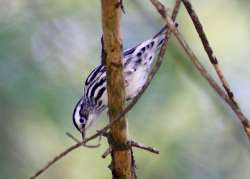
[73,26,167,139]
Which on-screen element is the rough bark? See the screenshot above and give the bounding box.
[101,0,133,178]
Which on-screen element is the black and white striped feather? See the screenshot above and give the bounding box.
[73,27,167,135]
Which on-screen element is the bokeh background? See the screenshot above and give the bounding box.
[0,0,250,178]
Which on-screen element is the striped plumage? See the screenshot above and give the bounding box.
[73,27,167,138]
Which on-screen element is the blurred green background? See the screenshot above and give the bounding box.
[0,0,250,178]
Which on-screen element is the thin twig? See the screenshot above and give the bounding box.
[29,2,182,178]
[171,0,181,20]
[150,0,250,140]
[181,0,250,137]
[181,0,234,100]
[66,132,159,158]
[129,140,160,154]
[131,148,138,179]
[66,132,101,148]
[29,142,83,179]
[102,147,112,158]
[101,140,160,159]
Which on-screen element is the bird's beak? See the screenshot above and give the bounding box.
[81,129,85,141]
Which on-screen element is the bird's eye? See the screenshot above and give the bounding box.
[79,117,86,124]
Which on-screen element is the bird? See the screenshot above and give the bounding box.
[73,26,167,139]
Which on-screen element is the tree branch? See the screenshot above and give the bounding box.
[101,0,134,178]
[150,0,250,140]
[180,0,250,138]
[181,0,234,99]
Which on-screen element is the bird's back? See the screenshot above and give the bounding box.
[83,30,166,113]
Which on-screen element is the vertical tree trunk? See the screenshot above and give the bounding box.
[101,0,133,179]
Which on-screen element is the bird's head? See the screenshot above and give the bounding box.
[72,97,98,140]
